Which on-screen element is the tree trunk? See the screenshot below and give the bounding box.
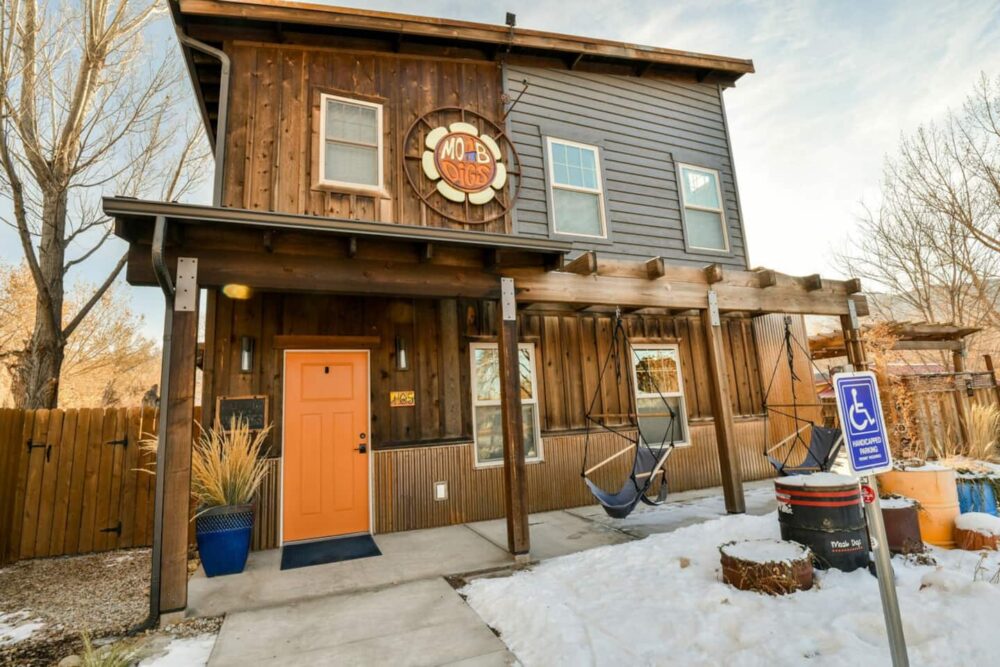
[11,190,68,408]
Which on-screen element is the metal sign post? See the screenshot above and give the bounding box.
[833,371,909,667]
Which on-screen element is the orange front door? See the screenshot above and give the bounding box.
[283,351,370,543]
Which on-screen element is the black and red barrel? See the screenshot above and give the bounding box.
[775,473,870,572]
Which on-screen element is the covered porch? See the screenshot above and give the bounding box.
[105,196,869,618]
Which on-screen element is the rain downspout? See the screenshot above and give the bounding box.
[132,32,230,633]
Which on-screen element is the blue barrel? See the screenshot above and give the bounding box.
[196,504,254,577]
[956,475,998,516]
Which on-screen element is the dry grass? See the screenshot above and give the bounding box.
[967,403,1000,461]
[191,417,272,510]
[80,632,144,667]
[863,324,923,460]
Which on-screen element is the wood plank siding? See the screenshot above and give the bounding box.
[373,419,772,533]
[221,42,508,233]
[505,64,748,267]
[204,291,767,454]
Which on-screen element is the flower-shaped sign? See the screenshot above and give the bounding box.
[421,122,507,205]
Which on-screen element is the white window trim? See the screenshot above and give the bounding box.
[631,343,690,448]
[677,163,730,253]
[545,137,608,239]
[317,93,384,192]
[469,342,544,468]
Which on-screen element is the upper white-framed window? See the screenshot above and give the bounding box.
[545,137,608,239]
[469,342,543,468]
[677,163,729,253]
[317,93,384,191]
[631,344,689,448]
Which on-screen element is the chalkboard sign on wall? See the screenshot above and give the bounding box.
[216,395,269,431]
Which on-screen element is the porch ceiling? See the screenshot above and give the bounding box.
[105,198,867,317]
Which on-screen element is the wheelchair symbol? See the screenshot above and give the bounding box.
[847,388,876,431]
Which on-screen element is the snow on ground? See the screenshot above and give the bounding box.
[139,633,216,667]
[721,538,808,564]
[0,611,44,646]
[955,512,1000,536]
[464,511,1000,666]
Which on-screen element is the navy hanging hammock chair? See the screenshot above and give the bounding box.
[581,312,677,519]
[761,316,844,476]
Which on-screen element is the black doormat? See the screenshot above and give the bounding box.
[280,534,382,571]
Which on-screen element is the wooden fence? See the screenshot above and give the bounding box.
[0,406,283,567]
[820,371,1000,454]
[0,407,160,567]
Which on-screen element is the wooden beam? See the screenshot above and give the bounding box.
[645,256,665,280]
[952,348,973,448]
[159,284,199,614]
[497,278,529,557]
[893,340,963,352]
[984,355,1000,408]
[561,251,597,276]
[755,269,777,288]
[701,308,745,513]
[420,242,434,263]
[803,274,824,291]
[704,263,724,284]
[845,278,862,294]
[839,315,868,371]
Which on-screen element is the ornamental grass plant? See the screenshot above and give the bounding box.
[191,417,272,511]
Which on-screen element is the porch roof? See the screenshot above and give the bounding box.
[105,197,571,259]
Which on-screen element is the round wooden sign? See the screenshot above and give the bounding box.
[403,107,521,225]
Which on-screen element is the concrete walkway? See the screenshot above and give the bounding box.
[201,481,776,665]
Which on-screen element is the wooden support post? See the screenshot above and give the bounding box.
[498,277,530,557]
[839,312,868,371]
[704,263,724,284]
[701,300,745,513]
[952,346,972,449]
[159,262,199,614]
[844,278,862,294]
[985,355,1000,409]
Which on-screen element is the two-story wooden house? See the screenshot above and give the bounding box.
[104,0,868,616]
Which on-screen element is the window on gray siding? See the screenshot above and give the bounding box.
[678,164,728,252]
[546,138,607,238]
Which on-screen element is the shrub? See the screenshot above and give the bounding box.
[191,417,272,510]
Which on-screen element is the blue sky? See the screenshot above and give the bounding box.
[2,0,999,341]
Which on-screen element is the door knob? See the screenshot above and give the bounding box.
[355,444,367,453]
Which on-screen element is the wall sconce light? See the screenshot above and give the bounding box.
[395,335,409,371]
[240,336,255,373]
[223,283,253,300]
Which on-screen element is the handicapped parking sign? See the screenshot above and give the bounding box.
[833,371,893,475]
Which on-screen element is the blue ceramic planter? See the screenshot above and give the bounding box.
[196,504,254,577]
[956,476,998,516]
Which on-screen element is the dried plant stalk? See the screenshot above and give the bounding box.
[191,417,272,509]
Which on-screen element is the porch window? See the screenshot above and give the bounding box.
[545,138,607,238]
[678,164,728,252]
[469,343,543,467]
[319,93,383,190]
[631,345,689,447]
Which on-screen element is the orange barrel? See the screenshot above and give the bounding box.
[878,465,959,548]
[774,473,870,572]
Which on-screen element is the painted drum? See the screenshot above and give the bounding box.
[774,473,870,572]
[880,496,924,554]
[878,465,959,548]
[956,474,999,516]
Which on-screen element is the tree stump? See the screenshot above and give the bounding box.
[954,513,1000,551]
[720,539,813,595]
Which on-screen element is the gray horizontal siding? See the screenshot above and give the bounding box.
[505,65,749,269]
